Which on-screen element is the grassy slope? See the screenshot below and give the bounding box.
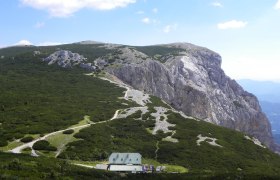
[59,109,280,176]
[159,113,280,175]
[131,45,184,63]
[0,44,113,60]
[0,152,121,180]
[59,117,159,161]
[2,152,279,179]
[0,48,131,146]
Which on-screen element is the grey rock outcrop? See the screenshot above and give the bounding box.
[33,51,41,56]
[43,50,95,70]
[106,43,274,149]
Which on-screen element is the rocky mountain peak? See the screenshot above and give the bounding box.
[163,42,222,68]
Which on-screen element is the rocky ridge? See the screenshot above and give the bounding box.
[43,42,276,151]
[43,50,96,71]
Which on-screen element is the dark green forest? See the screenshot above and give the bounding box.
[0,51,130,146]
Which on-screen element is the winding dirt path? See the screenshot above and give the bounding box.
[10,123,93,155]
[9,106,121,156]
[155,141,160,160]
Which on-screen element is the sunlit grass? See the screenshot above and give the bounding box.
[69,115,92,128]
[46,116,93,155]
[0,141,23,152]
[70,160,108,167]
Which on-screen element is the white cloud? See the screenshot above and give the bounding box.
[152,8,158,13]
[275,0,280,9]
[20,0,136,17]
[136,10,144,14]
[217,20,247,30]
[37,42,64,46]
[142,17,151,24]
[34,22,45,28]
[14,40,33,46]
[211,2,223,8]
[141,17,159,25]
[163,24,177,33]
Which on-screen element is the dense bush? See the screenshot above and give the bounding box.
[63,129,74,135]
[1,152,280,179]
[132,46,184,61]
[156,112,280,174]
[0,51,131,146]
[61,111,280,175]
[32,140,57,151]
[59,118,158,161]
[0,152,122,179]
[127,110,142,119]
[20,136,34,143]
[0,139,8,147]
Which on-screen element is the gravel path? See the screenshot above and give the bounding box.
[10,123,93,155]
[74,163,95,169]
[9,107,121,156]
[100,75,150,106]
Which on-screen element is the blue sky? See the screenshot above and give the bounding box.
[1,0,280,82]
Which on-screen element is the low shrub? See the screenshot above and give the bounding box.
[20,136,34,143]
[62,129,74,135]
[0,140,8,147]
[33,140,57,151]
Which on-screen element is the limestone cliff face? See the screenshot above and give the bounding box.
[106,43,274,149]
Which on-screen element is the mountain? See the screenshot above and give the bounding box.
[39,42,275,149]
[104,43,274,150]
[1,42,280,178]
